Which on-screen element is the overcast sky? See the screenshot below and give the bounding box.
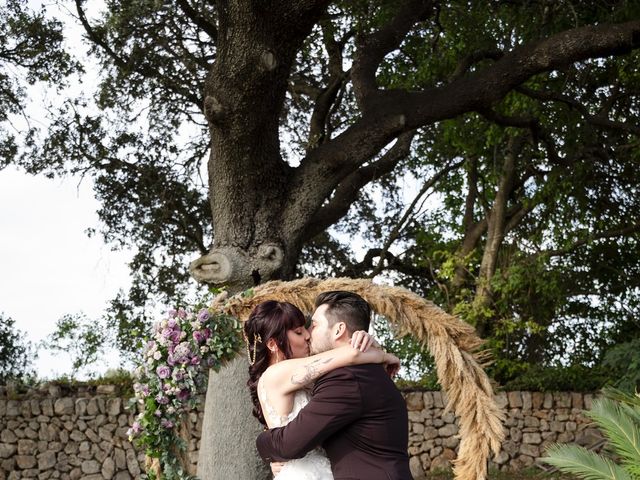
[0,166,133,378]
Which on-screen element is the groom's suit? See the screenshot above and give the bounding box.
[256,363,413,480]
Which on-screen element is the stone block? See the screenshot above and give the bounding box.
[522,392,532,411]
[106,398,122,417]
[81,460,100,474]
[38,451,56,470]
[96,385,117,395]
[125,448,140,476]
[531,392,544,410]
[494,392,508,409]
[519,444,540,457]
[53,397,76,415]
[16,455,37,469]
[409,455,427,480]
[0,430,16,443]
[5,401,19,417]
[30,400,41,416]
[17,439,36,455]
[0,443,17,459]
[102,457,115,479]
[438,424,458,437]
[507,391,523,408]
[41,399,54,416]
[523,432,541,444]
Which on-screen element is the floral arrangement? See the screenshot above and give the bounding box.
[128,304,242,480]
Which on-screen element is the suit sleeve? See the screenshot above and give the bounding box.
[256,368,362,462]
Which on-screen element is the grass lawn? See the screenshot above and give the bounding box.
[427,468,576,479]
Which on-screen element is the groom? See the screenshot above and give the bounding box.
[256,290,413,480]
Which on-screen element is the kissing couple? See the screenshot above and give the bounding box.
[243,290,414,479]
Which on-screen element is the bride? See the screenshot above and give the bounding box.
[243,300,399,479]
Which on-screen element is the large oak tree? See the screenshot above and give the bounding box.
[13,0,640,478]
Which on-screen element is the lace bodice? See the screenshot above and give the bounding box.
[258,382,333,480]
[259,382,310,428]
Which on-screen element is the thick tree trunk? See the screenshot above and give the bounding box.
[195,3,329,478]
[474,138,521,337]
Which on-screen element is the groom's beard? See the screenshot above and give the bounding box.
[309,335,333,355]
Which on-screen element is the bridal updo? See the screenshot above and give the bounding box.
[244,300,307,426]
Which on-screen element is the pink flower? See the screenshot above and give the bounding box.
[131,421,142,433]
[190,356,201,365]
[156,365,171,379]
[167,319,178,329]
[193,331,205,343]
[197,310,210,322]
[161,418,174,429]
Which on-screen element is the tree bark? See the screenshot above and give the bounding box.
[474,137,522,337]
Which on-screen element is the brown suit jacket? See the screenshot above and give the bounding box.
[256,364,413,480]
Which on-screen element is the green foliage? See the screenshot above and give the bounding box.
[497,363,612,393]
[0,313,36,383]
[543,389,640,480]
[0,0,79,166]
[129,301,242,480]
[371,315,435,382]
[41,313,108,377]
[602,339,640,393]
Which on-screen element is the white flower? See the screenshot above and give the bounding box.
[153,351,162,360]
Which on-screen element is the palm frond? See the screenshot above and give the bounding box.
[542,443,633,480]
[587,398,640,469]
[603,388,640,408]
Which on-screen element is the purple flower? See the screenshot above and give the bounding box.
[203,328,212,339]
[131,421,142,433]
[177,308,187,319]
[161,418,174,429]
[167,319,178,329]
[167,309,177,318]
[193,331,205,343]
[177,389,190,401]
[156,365,171,379]
[156,394,169,405]
[190,356,201,366]
[169,330,182,343]
[167,356,176,366]
[197,310,210,322]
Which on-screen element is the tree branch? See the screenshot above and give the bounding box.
[303,131,416,240]
[450,49,504,81]
[516,85,640,135]
[541,223,640,258]
[176,0,218,42]
[351,0,435,108]
[369,157,465,278]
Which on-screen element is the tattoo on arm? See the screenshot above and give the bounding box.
[290,357,333,385]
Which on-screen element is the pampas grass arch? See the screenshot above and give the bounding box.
[214,277,505,480]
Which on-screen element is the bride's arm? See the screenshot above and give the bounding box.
[264,340,400,396]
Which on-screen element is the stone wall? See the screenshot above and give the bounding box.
[404,390,604,479]
[1,385,603,480]
[0,384,204,480]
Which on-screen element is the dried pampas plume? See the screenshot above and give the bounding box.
[219,277,505,480]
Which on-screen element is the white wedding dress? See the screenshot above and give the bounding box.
[259,384,333,479]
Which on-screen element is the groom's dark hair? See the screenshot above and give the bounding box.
[315,291,371,333]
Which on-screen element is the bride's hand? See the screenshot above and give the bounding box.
[350,330,376,351]
[270,461,286,476]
